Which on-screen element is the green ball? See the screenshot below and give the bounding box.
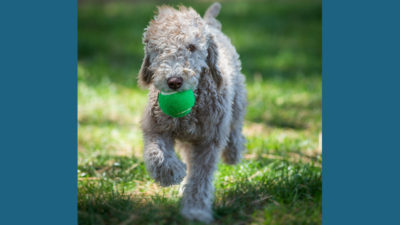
[158,89,195,118]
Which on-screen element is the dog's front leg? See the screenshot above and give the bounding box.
[180,144,220,223]
[143,133,186,186]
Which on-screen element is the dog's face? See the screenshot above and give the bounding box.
[138,6,221,92]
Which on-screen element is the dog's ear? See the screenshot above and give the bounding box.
[138,52,153,88]
[206,36,222,88]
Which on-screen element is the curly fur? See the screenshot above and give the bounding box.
[139,2,247,223]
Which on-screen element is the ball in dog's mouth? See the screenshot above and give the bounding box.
[158,89,195,118]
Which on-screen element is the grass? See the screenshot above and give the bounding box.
[78,0,322,224]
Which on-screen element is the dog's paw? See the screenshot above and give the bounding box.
[181,207,213,224]
[149,156,187,186]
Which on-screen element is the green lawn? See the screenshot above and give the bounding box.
[78,0,322,224]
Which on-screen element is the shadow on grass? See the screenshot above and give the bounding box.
[214,159,322,224]
[78,156,321,225]
[78,155,148,183]
[246,100,322,130]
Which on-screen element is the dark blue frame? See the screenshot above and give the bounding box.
[323,0,400,224]
[0,0,77,224]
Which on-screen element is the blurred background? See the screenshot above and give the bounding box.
[78,0,321,224]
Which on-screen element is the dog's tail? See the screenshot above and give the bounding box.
[204,2,222,30]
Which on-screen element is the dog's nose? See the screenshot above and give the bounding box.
[167,77,183,90]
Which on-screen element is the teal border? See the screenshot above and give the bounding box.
[323,0,400,224]
[0,0,77,224]
[1,0,400,224]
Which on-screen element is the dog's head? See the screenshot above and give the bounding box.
[138,6,222,92]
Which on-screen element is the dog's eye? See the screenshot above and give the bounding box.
[187,44,196,52]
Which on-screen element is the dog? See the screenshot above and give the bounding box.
[138,2,247,223]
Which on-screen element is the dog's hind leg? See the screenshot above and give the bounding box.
[222,75,247,164]
[222,124,246,164]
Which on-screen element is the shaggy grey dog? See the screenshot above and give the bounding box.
[138,2,247,223]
